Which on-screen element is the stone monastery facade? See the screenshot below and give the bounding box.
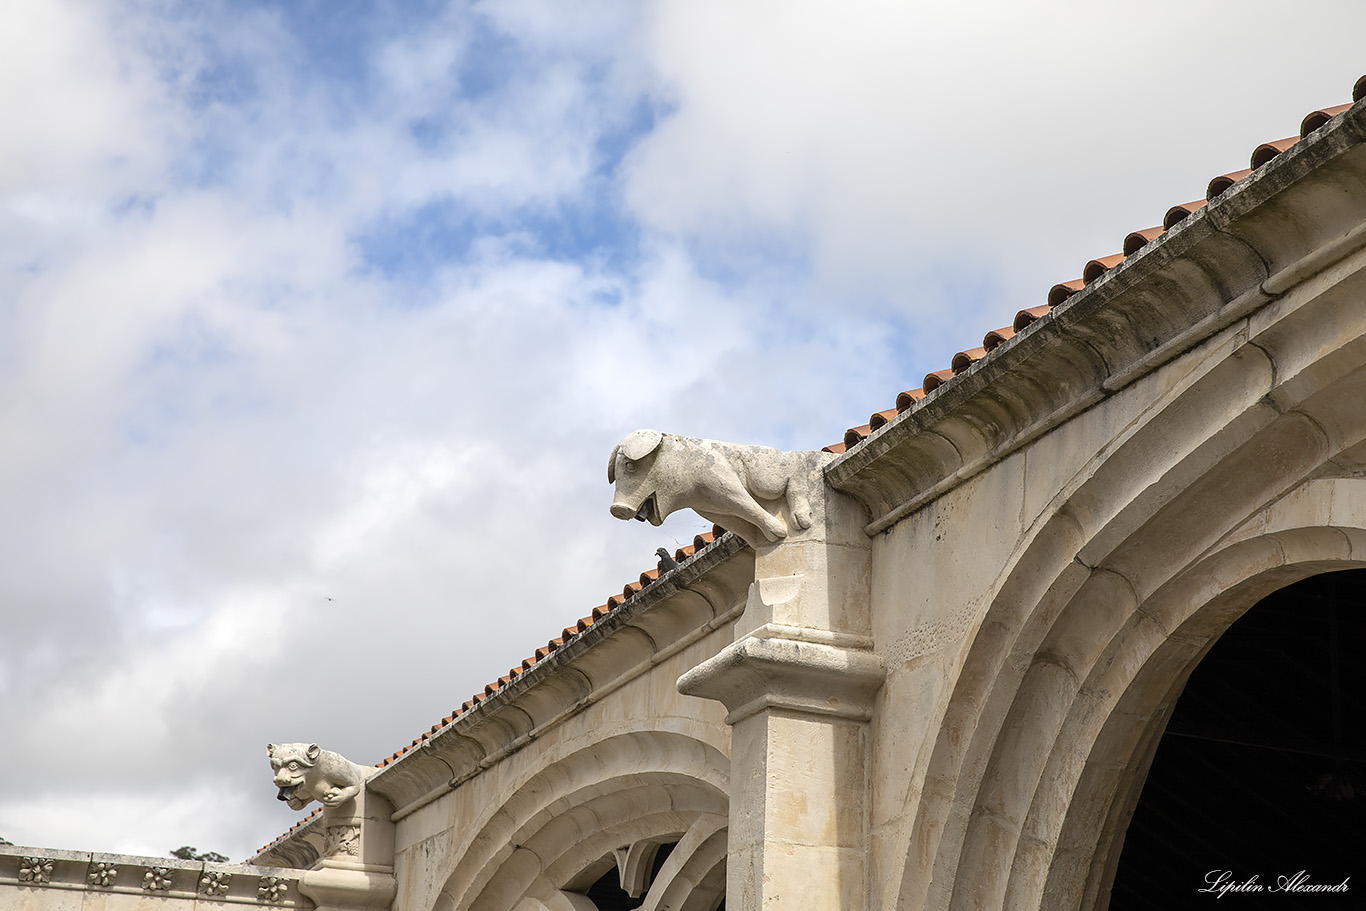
[5,75,1366,911]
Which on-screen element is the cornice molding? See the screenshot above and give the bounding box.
[365,534,754,820]
[827,101,1366,533]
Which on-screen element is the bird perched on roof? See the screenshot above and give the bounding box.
[656,547,680,573]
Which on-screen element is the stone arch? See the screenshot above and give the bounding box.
[637,814,727,911]
[433,730,728,911]
[890,272,1366,910]
[904,476,1366,911]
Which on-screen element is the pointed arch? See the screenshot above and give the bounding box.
[432,731,728,911]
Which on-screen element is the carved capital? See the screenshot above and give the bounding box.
[678,632,884,724]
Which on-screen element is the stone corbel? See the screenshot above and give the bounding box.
[299,790,397,911]
[678,631,885,724]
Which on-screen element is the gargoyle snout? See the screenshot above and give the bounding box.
[610,502,637,520]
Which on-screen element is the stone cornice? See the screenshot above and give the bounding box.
[827,100,1366,533]
[364,533,755,820]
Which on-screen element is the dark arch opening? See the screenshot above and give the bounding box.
[584,843,679,910]
[1110,569,1366,909]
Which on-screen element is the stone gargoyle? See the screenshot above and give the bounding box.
[608,429,832,547]
[267,742,377,811]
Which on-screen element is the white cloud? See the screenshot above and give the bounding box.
[625,0,1366,321]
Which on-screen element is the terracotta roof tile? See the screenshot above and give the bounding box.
[982,326,1014,352]
[1123,227,1164,256]
[1250,136,1297,169]
[1013,305,1050,332]
[950,347,987,375]
[1205,171,1249,200]
[1082,253,1126,285]
[922,367,955,393]
[868,408,899,432]
[894,388,926,411]
[826,74,1364,455]
[1047,279,1084,308]
[1163,199,1206,230]
[1302,104,1354,137]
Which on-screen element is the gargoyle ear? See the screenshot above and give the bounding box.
[306,744,321,762]
[621,429,663,462]
[608,444,621,484]
[267,743,277,757]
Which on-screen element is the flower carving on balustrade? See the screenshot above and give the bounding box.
[201,870,232,896]
[257,875,289,903]
[19,857,54,885]
[143,866,174,891]
[87,862,118,887]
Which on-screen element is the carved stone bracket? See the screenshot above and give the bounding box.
[678,633,885,724]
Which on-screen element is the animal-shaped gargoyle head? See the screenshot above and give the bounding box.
[267,742,376,811]
[608,430,831,547]
[608,429,669,525]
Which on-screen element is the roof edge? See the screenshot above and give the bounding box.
[826,100,1366,531]
[364,532,753,819]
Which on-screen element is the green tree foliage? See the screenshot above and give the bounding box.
[170,846,229,863]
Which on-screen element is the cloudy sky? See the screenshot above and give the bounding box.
[1,0,1362,860]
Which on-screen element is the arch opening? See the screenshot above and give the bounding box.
[1109,569,1366,907]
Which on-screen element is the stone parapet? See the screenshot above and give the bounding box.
[0,845,312,908]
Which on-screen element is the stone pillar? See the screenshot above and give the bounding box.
[298,789,398,911]
[678,483,882,911]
